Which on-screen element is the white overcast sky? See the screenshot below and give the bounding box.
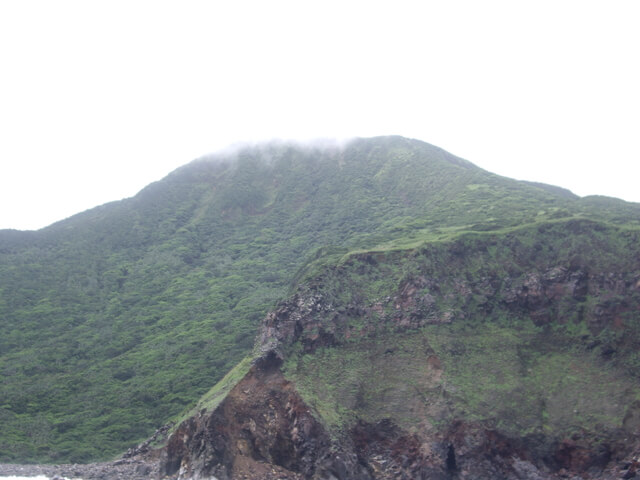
[1,1,639,230]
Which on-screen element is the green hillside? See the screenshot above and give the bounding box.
[1,136,638,462]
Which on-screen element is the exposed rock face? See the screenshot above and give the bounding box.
[260,261,640,356]
[161,354,331,480]
[157,359,561,480]
[157,369,639,480]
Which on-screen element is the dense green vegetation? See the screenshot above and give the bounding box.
[1,136,639,462]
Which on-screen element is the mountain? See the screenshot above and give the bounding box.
[0,136,639,470]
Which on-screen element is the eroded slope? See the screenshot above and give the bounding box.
[160,219,640,479]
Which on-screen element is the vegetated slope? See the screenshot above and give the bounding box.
[0,136,638,463]
[160,219,640,480]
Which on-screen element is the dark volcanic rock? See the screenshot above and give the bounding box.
[160,354,331,480]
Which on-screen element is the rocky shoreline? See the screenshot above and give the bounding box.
[0,457,159,480]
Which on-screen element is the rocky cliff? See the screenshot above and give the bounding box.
[154,219,640,479]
